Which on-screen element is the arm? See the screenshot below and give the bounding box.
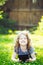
[26,46,36,62]
[26,52,36,62]
[11,52,19,62]
[29,47,36,62]
[29,52,36,62]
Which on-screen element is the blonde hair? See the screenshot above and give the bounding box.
[14,30,32,52]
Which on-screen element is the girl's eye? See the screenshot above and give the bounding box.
[20,38,27,39]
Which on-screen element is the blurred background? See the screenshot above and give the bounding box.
[0,0,43,65]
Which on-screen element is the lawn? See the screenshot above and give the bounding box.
[0,33,43,65]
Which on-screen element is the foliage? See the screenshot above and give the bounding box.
[0,11,17,34]
[0,0,7,6]
[34,16,43,35]
[0,11,3,19]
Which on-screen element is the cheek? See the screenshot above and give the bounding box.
[19,39,22,44]
[25,39,28,44]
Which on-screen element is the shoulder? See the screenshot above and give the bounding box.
[29,46,35,54]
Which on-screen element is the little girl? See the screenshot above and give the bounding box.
[12,31,36,62]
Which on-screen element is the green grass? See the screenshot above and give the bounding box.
[0,33,43,65]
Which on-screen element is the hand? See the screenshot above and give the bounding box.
[28,58,32,62]
[25,59,29,62]
[19,60,22,62]
[13,58,19,62]
[25,58,32,62]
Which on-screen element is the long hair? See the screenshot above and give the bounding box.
[14,31,32,52]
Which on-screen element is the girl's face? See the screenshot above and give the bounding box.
[19,34,27,46]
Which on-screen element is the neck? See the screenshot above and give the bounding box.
[20,45,27,52]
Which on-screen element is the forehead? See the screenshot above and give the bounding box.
[19,34,27,38]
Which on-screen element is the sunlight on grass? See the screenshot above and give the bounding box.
[31,34,43,48]
[8,30,13,34]
[0,34,17,44]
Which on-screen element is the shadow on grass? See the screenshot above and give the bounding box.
[0,23,40,35]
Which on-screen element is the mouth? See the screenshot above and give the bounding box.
[21,41,25,43]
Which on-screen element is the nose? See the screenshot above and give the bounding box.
[22,38,25,40]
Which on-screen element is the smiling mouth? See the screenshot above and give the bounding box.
[21,41,26,43]
[22,41,25,42]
